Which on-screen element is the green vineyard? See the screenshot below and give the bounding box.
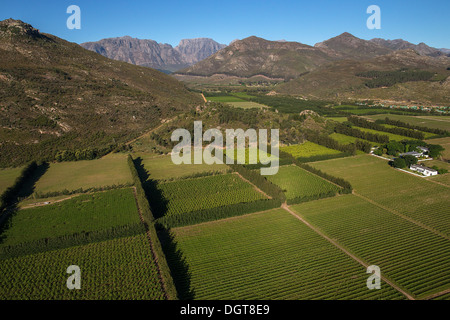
[169,209,405,300]
[0,188,141,246]
[266,165,340,201]
[312,155,450,237]
[290,195,450,299]
[0,234,165,300]
[151,173,267,217]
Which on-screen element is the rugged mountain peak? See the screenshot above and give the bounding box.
[315,32,392,59]
[370,38,445,57]
[175,38,226,64]
[81,36,226,72]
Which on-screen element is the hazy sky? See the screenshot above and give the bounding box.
[1,0,449,48]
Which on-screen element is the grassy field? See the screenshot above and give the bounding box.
[34,153,132,194]
[0,167,23,196]
[355,126,410,141]
[311,155,450,237]
[0,166,23,207]
[281,142,342,158]
[136,153,229,181]
[169,208,405,300]
[1,188,140,246]
[152,174,266,217]
[366,114,450,131]
[0,234,165,300]
[266,165,340,200]
[329,132,375,146]
[290,194,450,299]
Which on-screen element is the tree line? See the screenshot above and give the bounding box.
[334,123,389,144]
[356,69,435,88]
[376,117,449,137]
[347,116,425,140]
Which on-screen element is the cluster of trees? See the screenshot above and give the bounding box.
[216,106,260,127]
[0,223,144,260]
[335,123,389,144]
[378,139,444,158]
[127,155,178,300]
[347,116,425,140]
[356,69,435,88]
[377,117,449,137]
[54,146,114,162]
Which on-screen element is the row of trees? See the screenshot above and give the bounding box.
[156,198,282,229]
[347,116,425,140]
[127,155,178,300]
[377,117,449,136]
[306,132,357,155]
[0,223,144,260]
[335,123,389,144]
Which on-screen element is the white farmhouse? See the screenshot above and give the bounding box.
[410,164,438,176]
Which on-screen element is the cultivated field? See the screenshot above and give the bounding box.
[266,165,340,200]
[169,208,405,300]
[151,174,267,217]
[290,194,450,299]
[0,188,140,246]
[311,155,450,237]
[366,114,450,131]
[0,234,165,300]
[136,153,229,181]
[33,153,132,194]
[354,126,410,141]
[329,132,375,146]
[281,142,342,158]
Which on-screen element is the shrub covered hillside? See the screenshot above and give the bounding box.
[0,19,203,167]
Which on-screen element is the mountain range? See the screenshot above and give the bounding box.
[81,37,226,73]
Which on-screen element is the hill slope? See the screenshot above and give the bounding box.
[0,19,203,166]
[175,36,335,80]
[276,49,450,104]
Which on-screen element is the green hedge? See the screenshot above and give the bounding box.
[127,155,178,300]
[286,190,338,205]
[156,198,282,229]
[0,223,145,260]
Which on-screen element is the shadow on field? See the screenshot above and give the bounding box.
[0,205,18,245]
[133,157,168,219]
[17,162,49,198]
[158,227,195,300]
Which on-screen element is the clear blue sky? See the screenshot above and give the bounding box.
[1,0,449,48]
